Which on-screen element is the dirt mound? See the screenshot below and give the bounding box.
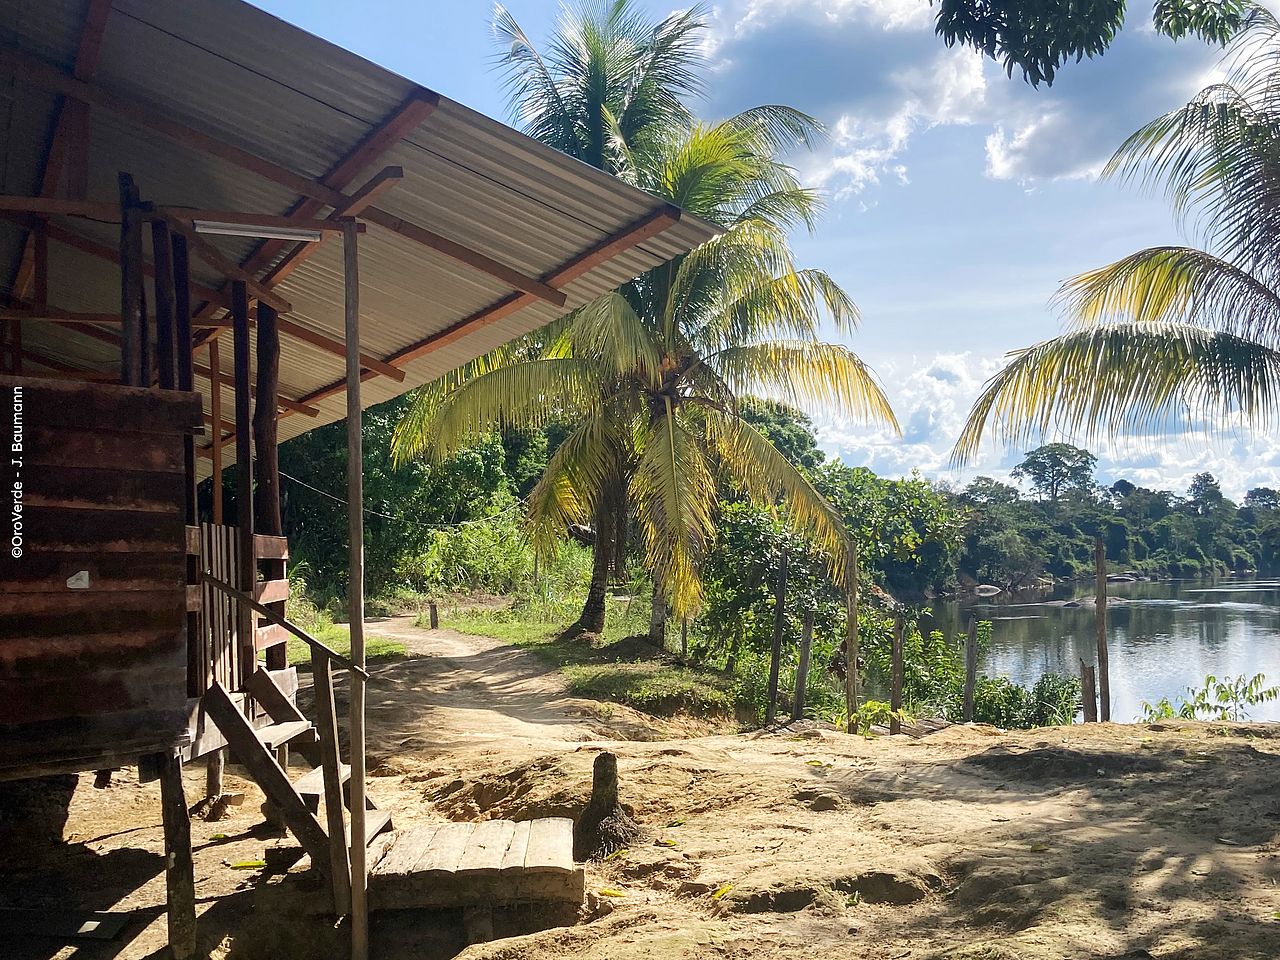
[963,744,1166,781]
[426,754,596,821]
[725,867,941,913]
[594,635,672,662]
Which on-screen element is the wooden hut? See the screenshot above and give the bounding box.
[0,1,718,955]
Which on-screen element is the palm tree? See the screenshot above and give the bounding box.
[393,5,897,635]
[954,5,1280,462]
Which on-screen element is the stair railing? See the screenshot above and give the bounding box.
[200,571,356,913]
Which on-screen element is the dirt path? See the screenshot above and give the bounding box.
[5,621,1280,960]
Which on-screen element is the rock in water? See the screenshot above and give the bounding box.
[573,751,642,860]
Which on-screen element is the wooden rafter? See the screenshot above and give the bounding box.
[198,204,683,455]
[0,45,565,306]
[12,0,113,297]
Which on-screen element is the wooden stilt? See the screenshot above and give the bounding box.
[205,749,224,802]
[157,751,196,960]
[343,220,369,960]
[1081,660,1099,723]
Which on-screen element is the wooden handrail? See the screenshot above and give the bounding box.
[199,571,368,679]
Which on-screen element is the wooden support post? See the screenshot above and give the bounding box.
[205,750,224,802]
[157,751,196,960]
[150,218,177,390]
[680,617,688,660]
[792,611,813,722]
[844,542,860,734]
[343,221,369,960]
[1094,536,1111,722]
[889,616,904,735]
[231,282,255,679]
[254,303,286,671]
[118,173,143,386]
[208,336,224,525]
[963,617,978,722]
[312,647,352,915]
[428,601,439,630]
[765,549,789,726]
[173,233,196,513]
[1081,659,1098,723]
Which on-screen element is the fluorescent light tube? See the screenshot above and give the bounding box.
[193,220,322,242]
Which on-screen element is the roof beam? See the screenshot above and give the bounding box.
[191,358,320,418]
[165,216,294,314]
[12,0,113,296]
[0,45,565,305]
[259,166,403,290]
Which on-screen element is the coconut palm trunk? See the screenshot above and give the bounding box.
[577,496,615,635]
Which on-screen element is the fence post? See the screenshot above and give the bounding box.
[963,616,978,722]
[1094,536,1111,721]
[1081,659,1098,723]
[792,611,814,722]
[889,615,904,735]
[765,549,789,726]
[844,542,860,734]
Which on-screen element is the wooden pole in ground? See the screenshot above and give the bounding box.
[845,542,860,734]
[208,336,224,525]
[1094,536,1111,722]
[680,617,688,659]
[254,302,286,674]
[963,616,978,722]
[118,173,142,386]
[1081,659,1098,723]
[889,615,904,735]
[231,281,255,681]
[792,611,814,722]
[765,548,789,726]
[150,219,176,390]
[343,220,368,960]
[157,751,196,960]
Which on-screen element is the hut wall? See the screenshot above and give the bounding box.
[0,376,203,780]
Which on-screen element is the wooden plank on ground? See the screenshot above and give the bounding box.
[500,819,532,874]
[460,819,516,877]
[524,818,574,874]
[414,822,475,877]
[371,825,440,877]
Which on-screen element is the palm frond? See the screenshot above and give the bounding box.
[708,340,899,428]
[1059,245,1280,342]
[953,323,1280,462]
[525,408,623,553]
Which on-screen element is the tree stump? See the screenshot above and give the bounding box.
[573,752,641,860]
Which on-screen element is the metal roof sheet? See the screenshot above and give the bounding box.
[0,0,720,476]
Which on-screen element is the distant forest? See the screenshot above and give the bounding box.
[255,398,1277,607]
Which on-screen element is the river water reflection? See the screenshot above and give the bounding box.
[931,579,1280,722]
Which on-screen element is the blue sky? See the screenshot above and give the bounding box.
[250,0,1280,499]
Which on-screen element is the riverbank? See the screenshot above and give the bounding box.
[5,618,1279,959]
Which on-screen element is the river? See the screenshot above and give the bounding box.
[931,578,1280,722]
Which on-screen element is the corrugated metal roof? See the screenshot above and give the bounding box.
[0,0,720,476]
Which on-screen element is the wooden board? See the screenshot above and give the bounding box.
[369,818,584,912]
[0,906,130,941]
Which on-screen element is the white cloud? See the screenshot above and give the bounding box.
[813,351,1280,500]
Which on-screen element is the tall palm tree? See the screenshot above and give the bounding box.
[954,4,1280,462]
[394,9,896,640]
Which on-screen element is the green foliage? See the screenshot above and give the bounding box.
[1140,673,1279,722]
[563,663,734,717]
[933,0,1249,87]
[849,699,912,737]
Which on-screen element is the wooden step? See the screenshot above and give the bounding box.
[201,683,332,875]
[255,720,316,750]
[357,809,393,846]
[294,763,350,801]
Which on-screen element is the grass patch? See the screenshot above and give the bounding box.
[562,662,734,716]
[436,595,734,718]
[284,626,407,667]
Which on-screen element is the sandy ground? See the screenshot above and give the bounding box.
[3,617,1279,960]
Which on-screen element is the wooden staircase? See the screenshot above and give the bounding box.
[203,664,392,914]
